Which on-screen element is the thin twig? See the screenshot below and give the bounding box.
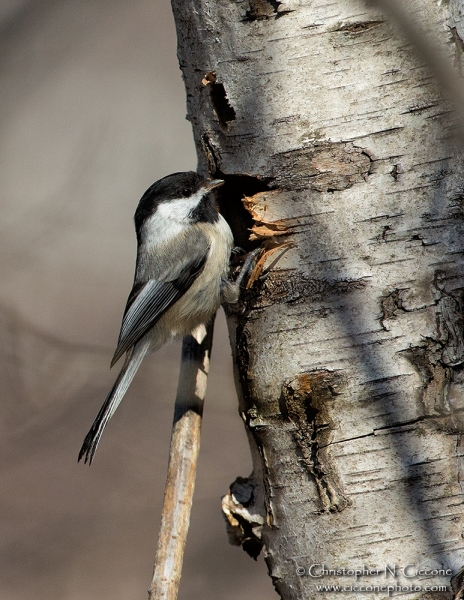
[148,319,214,600]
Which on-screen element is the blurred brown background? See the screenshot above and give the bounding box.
[0,1,275,597]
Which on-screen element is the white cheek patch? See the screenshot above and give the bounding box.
[141,191,205,245]
[158,192,205,222]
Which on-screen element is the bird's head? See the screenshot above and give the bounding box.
[134,172,224,242]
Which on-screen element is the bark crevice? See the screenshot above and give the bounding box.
[282,371,350,512]
[243,0,293,22]
[209,81,236,128]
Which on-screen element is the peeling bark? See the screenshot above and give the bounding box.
[272,143,372,192]
[171,0,464,598]
[222,474,264,559]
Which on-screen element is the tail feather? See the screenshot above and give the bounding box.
[78,339,150,465]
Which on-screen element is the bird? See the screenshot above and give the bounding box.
[78,171,240,465]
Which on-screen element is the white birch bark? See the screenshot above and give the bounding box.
[171,0,464,598]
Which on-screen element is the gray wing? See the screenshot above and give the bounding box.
[110,249,208,367]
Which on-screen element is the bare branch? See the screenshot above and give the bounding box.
[148,321,214,600]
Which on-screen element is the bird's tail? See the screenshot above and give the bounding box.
[78,338,151,465]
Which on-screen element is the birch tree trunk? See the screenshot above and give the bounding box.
[171,0,464,597]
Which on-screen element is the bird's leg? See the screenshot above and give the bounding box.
[221,247,261,304]
[235,247,261,287]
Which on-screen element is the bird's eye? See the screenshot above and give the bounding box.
[182,188,192,197]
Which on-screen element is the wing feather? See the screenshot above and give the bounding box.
[110,252,207,366]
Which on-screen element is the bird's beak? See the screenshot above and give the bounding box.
[205,178,225,191]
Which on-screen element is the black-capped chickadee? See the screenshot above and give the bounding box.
[79,171,240,464]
